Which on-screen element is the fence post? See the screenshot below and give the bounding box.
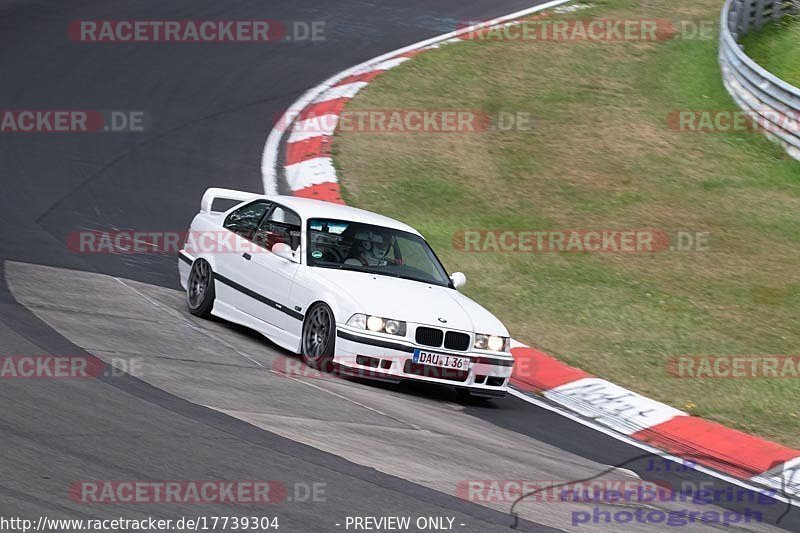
[754,0,766,28]
[740,0,751,33]
[771,0,781,22]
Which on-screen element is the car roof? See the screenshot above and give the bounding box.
[265,195,422,236]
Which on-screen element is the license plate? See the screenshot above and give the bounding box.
[413,349,470,370]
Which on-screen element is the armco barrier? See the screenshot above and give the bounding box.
[720,0,800,159]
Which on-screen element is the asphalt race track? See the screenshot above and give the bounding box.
[1,1,798,531]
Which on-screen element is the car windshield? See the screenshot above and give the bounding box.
[307,218,451,287]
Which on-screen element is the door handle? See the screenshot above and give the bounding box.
[242,253,252,261]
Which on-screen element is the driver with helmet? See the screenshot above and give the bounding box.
[345,230,393,267]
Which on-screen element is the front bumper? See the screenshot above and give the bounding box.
[334,326,514,395]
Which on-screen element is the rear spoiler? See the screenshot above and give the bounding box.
[200,188,261,213]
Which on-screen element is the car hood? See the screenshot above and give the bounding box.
[312,268,508,335]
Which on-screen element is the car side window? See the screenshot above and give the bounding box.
[223,201,271,241]
[255,205,302,251]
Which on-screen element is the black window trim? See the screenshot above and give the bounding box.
[222,200,303,255]
[222,199,273,239]
[257,202,303,254]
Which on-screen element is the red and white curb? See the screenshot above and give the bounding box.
[261,0,800,504]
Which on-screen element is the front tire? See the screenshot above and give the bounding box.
[187,259,215,318]
[302,303,335,372]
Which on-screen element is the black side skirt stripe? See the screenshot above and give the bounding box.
[178,252,192,265]
[213,273,304,321]
[337,330,415,353]
[337,330,514,367]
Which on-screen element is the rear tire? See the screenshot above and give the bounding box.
[301,303,336,372]
[187,259,215,318]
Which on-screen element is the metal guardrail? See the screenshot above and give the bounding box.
[719,0,800,159]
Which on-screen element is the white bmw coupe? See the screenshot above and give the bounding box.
[178,188,514,398]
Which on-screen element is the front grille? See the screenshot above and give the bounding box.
[444,331,470,351]
[403,361,468,382]
[415,327,444,347]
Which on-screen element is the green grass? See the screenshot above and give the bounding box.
[740,15,800,85]
[333,0,800,446]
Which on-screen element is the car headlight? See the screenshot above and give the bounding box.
[384,319,403,335]
[474,334,509,352]
[347,314,407,336]
[366,315,384,332]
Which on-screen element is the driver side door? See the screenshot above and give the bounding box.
[239,204,303,333]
